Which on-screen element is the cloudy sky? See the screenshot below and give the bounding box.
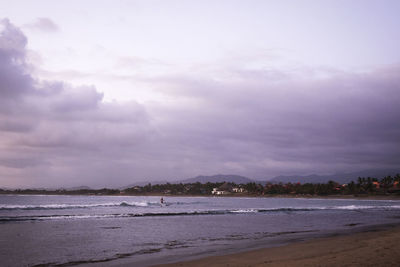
[1,0,400,188]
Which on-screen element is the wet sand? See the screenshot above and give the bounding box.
[152,226,400,267]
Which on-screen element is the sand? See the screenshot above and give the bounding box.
[152,226,400,267]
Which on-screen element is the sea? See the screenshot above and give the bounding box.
[1,195,400,267]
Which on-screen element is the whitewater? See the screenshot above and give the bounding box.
[1,195,400,266]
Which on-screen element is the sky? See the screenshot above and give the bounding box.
[0,0,400,188]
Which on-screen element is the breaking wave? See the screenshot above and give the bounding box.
[0,201,160,210]
[1,201,400,212]
[0,200,210,211]
[2,205,399,222]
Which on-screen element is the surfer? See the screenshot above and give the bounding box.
[160,197,164,204]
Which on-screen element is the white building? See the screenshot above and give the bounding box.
[211,188,228,195]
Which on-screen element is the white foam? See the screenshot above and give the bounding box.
[231,209,258,213]
[0,201,154,210]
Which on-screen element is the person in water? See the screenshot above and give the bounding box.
[160,197,164,204]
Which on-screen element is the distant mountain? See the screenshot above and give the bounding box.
[180,174,255,184]
[122,169,400,189]
[269,169,400,184]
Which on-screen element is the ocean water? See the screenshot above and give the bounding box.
[0,195,400,266]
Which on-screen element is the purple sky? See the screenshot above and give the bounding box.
[1,1,400,188]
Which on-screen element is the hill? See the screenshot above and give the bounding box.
[179,174,256,184]
[269,169,400,184]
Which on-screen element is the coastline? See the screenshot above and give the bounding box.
[2,192,400,201]
[150,224,400,267]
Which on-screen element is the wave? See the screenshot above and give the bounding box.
[334,205,376,210]
[225,205,400,213]
[0,210,230,222]
[1,202,399,212]
[328,205,400,210]
[0,200,210,211]
[0,201,160,210]
[0,208,301,222]
[3,205,399,222]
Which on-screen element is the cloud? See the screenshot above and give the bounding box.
[24,17,59,32]
[0,19,31,97]
[0,19,399,188]
[0,19,153,187]
[143,64,400,175]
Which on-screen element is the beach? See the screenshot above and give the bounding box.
[154,225,400,267]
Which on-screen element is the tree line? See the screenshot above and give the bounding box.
[1,174,399,196]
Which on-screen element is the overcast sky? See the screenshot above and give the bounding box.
[1,0,400,188]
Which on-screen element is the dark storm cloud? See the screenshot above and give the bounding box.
[0,20,153,187]
[0,19,32,99]
[146,65,400,175]
[0,19,399,188]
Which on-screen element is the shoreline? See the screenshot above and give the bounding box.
[150,224,400,267]
[1,193,400,200]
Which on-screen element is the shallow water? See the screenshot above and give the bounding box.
[0,195,399,266]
